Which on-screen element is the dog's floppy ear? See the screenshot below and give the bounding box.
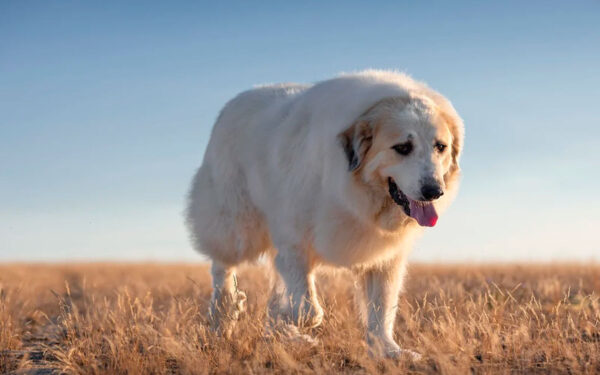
[338,118,373,172]
[450,132,462,172]
[441,111,464,184]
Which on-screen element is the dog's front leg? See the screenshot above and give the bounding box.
[355,256,420,359]
[271,249,323,329]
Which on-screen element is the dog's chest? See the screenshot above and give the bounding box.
[312,210,408,267]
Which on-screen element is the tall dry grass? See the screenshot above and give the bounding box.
[0,263,598,374]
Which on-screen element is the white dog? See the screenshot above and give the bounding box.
[186,70,463,358]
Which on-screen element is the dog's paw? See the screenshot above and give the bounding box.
[367,335,422,361]
[387,348,422,361]
[281,323,320,346]
[264,321,320,347]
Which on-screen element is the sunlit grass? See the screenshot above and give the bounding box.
[0,263,598,374]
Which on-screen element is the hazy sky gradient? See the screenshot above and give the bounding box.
[1,1,599,262]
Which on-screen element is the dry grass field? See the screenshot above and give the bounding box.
[0,263,599,374]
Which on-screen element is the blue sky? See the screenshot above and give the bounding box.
[1,1,599,262]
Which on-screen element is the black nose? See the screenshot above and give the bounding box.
[421,184,444,201]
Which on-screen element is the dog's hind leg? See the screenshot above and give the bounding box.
[209,261,247,337]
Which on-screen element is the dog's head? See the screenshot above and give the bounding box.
[338,96,463,227]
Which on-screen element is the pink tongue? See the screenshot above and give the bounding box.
[409,200,438,227]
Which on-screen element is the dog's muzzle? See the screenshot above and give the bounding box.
[387,177,439,227]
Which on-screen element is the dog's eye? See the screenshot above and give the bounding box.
[435,142,447,153]
[392,142,413,156]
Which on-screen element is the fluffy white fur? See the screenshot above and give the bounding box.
[186,70,464,358]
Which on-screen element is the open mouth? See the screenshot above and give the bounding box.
[387,177,438,227]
